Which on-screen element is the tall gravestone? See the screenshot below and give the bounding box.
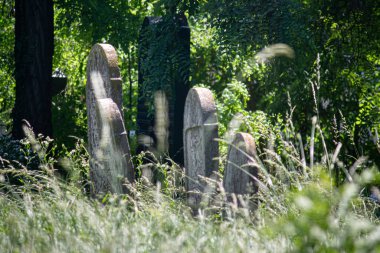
[137,14,190,165]
[184,87,219,208]
[86,43,134,195]
[223,133,258,207]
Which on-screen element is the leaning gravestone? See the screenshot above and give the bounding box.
[137,14,190,165]
[184,87,219,208]
[86,43,134,196]
[223,133,258,207]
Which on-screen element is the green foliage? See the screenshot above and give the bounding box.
[52,16,89,148]
[217,80,249,129]
[270,169,380,252]
[0,135,40,172]
[0,0,15,131]
[1,1,380,250]
[1,126,380,252]
[1,0,379,161]
[212,79,277,159]
[57,138,89,189]
[138,13,190,117]
[50,0,170,150]
[51,1,156,149]
[194,0,380,165]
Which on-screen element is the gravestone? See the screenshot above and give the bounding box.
[223,133,258,206]
[86,43,134,195]
[184,87,219,208]
[137,14,190,165]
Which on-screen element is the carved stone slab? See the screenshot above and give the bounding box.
[87,44,123,110]
[223,133,258,202]
[137,15,190,165]
[86,43,134,195]
[184,87,219,208]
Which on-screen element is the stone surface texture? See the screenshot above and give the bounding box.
[223,133,258,197]
[184,87,219,208]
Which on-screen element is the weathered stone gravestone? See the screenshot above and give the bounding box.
[86,43,134,195]
[184,87,219,208]
[137,14,190,165]
[223,133,258,207]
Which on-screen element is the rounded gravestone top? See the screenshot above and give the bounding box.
[184,87,217,129]
[184,87,219,209]
[224,132,257,197]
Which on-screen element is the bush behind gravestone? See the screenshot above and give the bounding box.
[0,135,40,171]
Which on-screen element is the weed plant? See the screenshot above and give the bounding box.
[1,114,380,253]
[1,53,379,251]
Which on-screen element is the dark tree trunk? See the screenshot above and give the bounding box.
[12,0,54,139]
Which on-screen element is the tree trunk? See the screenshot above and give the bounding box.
[12,0,54,139]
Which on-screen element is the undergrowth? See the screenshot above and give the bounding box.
[1,118,380,252]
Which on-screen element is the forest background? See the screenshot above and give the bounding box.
[1,0,379,165]
[0,0,380,252]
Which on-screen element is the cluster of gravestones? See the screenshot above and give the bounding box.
[85,16,259,208]
[183,88,259,209]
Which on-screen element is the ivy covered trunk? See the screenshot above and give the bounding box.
[137,14,190,165]
[12,0,54,139]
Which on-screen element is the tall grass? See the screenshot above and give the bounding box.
[1,52,380,251]
[1,116,380,252]
[2,67,380,252]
